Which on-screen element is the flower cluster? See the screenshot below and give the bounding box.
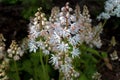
[7,40,24,61]
[0,58,9,80]
[28,7,49,54]
[97,0,120,20]
[28,2,102,79]
[0,35,27,80]
[0,34,6,59]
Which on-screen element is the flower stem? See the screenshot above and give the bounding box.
[102,19,107,27]
[14,60,20,80]
[39,49,47,80]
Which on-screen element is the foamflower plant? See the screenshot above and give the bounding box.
[28,2,103,80]
[1,1,120,80]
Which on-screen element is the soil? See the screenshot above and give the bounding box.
[0,1,120,80]
[0,2,28,48]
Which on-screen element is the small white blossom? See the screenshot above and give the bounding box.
[29,25,40,39]
[69,34,80,46]
[13,55,20,61]
[64,56,72,63]
[97,12,110,20]
[49,32,61,45]
[49,54,59,68]
[28,40,38,53]
[105,1,114,12]
[74,34,81,43]
[60,63,72,75]
[59,28,70,38]
[59,16,66,25]
[69,37,77,46]
[57,42,69,52]
[70,15,76,22]
[16,47,24,57]
[114,5,120,17]
[71,47,80,58]
[36,41,45,50]
[43,49,50,55]
[70,23,80,34]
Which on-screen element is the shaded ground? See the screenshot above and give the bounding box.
[0,1,120,80]
[0,2,28,48]
[99,18,120,80]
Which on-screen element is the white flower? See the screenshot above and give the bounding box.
[13,55,20,61]
[69,37,77,46]
[28,40,38,53]
[49,54,59,68]
[29,25,40,39]
[107,0,119,6]
[114,5,120,17]
[105,1,114,12]
[59,16,66,25]
[57,42,69,52]
[97,12,110,20]
[70,23,80,34]
[61,7,66,12]
[74,34,81,43]
[69,34,81,46]
[36,41,45,50]
[16,47,24,57]
[49,32,61,45]
[43,49,50,55]
[70,15,76,22]
[71,47,80,58]
[60,63,72,75]
[59,28,70,38]
[33,21,38,25]
[64,56,72,63]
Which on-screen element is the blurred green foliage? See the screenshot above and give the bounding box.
[21,0,53,19]
[0,0,53,19]
[0,0,106,20]
[0,0,18,4]
[7,52,56,80]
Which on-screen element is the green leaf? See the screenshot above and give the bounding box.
[22,60,33,74]
[80,44,100,57]
[86,47,100,57]
[79,74,88,80]
[101,52,108,58]
[30,52,40,66]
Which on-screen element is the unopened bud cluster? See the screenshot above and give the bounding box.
[0,58,9,80]
[0,34,6,59]
[7,40,24,61]
[0,35,27,79]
